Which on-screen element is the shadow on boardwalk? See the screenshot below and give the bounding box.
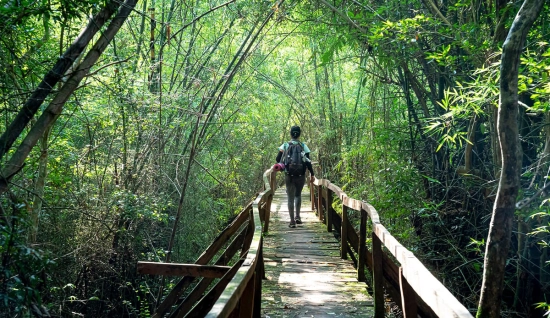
[262,186,375,318]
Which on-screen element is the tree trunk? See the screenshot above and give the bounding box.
[0,0,139,195]
[0,0,122,162]
[476,1,544,317]
[29,123,54,243]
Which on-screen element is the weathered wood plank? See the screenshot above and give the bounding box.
[184,259,245,317]
[357,209,367,282]
[400,267,418,318]
[341,203,349,260]
[343,195,362,211]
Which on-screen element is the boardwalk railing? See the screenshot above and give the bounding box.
[137,167,473,317]
[136,168,276,317]
[312,178,473,318]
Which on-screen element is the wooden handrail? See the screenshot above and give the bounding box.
[311,177,473,318]
[141,167,471,317]
[205,167,275,317]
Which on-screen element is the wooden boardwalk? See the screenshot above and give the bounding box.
[261,186,374,317]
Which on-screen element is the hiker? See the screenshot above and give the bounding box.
[276,126,315,228]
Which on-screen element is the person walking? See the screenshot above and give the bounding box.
[276,126,315,228]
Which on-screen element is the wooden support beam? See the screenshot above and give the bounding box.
[230,271,255,317]
[169,227,248,318]
[263,193,273,233]
[310,176,315,210]
[341,204,349,260]
[317,185,323,220]
[186,259,245,317]
[399,267,418,318]
[152,203,252,317]
[372,234,384,318]
[321,187,328,223]
[137,262,230,278]
[357,209,367,282]
[326,189,333,232]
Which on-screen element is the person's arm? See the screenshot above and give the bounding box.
[276,150,283,163]
[305,153,314,177]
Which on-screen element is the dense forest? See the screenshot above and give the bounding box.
[1,0,549,317]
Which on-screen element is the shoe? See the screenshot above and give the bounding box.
[289,222,296,228]
[295,218,302,224]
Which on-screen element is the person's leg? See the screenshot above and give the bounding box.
[294,176,306,222]
[285,174,296,226]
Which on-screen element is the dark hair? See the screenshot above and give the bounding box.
[290,126,301,138]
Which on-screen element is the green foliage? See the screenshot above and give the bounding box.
[0,0,549,315]
[1,218,52,315]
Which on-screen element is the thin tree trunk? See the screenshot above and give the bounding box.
[198,3,281,140]
[29,123,54,243]
[0,0,122,161]
[0,0,139,194]
[476,1,543,317]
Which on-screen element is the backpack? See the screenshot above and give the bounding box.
[283,141,305,176]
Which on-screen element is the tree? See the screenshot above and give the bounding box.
[477,1,545,317]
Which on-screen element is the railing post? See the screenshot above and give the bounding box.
[259,204,265,224]
[321,187,328,223]
[357,209,366,282]
[270,170,276,191]
[264,171,276,233]
[317,185,323,220]
[341,203,348,260]
[232,272,255,317]
[254,254,263,316]
[263,197,271,233]
[310,178,314,210]
[372,231,384,318]
[318,187,323,221]
[326,189,333,232]
[399,267,417,318]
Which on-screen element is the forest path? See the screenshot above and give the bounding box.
[261,186,374,317]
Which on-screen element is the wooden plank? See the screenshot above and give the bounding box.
[357,209,367,282]
[137,262,230,278]
[321,186,327,222]
[372,234,384,318]
[241,211,255,257]
[312,178,330,187]
[263,193,273,233]
[341,204,348,260]
[399,267,418,318]
[184,259,245,317]
[373,223,410,262]
[343,195,362,211]
[229,271,255,318]
[362,201,380,224]
[310,178,315,210]
[327,183,345,199]
[400,254,473,317]
[326,189,333,232]
[317,185,323,221]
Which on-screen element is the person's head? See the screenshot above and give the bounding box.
[290,126,301,139]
